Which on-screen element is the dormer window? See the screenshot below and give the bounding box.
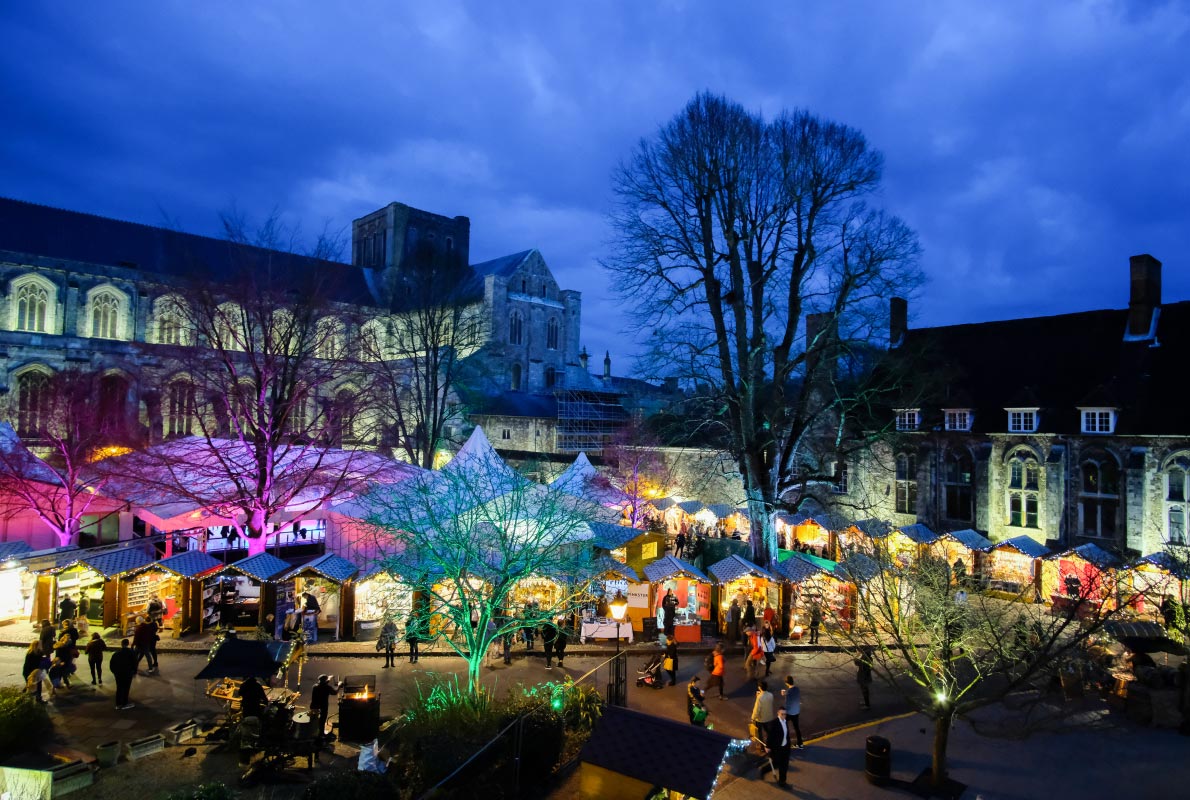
[944,409,973,432]
[1080,408,1116,435]
[895,409,920,431]
[1007,408,1039,433]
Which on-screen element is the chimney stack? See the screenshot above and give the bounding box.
[889,297,908,348]
[604,351,612,379]
[1128,254,1162,337]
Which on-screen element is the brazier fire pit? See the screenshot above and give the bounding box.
[338,674,380,742]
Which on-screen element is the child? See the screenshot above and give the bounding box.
[48,657,72,694]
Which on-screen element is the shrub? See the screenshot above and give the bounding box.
[0,685,52,753]
[164,783,238,800]
[303,771,395,800]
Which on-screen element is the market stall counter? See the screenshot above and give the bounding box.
[206,553,293,630]
[275,553,359,642]
[707,553,779,635]
[642,555,711,643]
[986,535,1049,598]
[122,549,223,636]
[579,620,633,643]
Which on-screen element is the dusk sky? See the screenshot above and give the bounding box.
[2,1,1188,371]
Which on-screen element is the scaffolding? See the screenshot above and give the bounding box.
[554,386,629,454]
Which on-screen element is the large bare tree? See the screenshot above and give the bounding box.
[606,92,923,566]
[99,213,378,555]
[0,369,134,547]
[358,236,484,469]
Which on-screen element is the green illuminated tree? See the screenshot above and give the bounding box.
[360,428,603,696]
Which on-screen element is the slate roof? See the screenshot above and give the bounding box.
[676,500,705,515]
[704,503,740,520]
[83,548,154,578]
[471,249,536,278]
[992,535,1050,559]
[891,298,1190,435]
[838,552,881,582]
[146,550,223,578]
[468,391,558,419]
[897,523,939,545]
[853,519,894,539]
[941,529,994,552]
[707,554,775,584]
[1137,552,1190,578]
[586,556,641,583]
[579,705,734,799]
[0,197,375,305]
[642,555,710,583]
[589,522,645,550]
[279,553,359,583]
[650,498,677,511]
[774,551,840,583]
[1044,542,1120,568]
[221,552,292,582]
[0,540,33,561]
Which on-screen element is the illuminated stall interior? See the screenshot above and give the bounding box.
[510,574,565,612]
[775,513,835,556]
[929,528,993,579]
[702,504,749,536]
[1041,543,1120,609]
[40,547,155,631]
[123,550,222,635]
[276,553,359,641]
[1126,552,1190,615]
[206,552,291,630]
[775,551,849,636]
[643,555,711,643]
[986,535,1049,595]
[0,541,33,623]
[708,554,778,634]
[351,567,416,641]
[580,556,643,624]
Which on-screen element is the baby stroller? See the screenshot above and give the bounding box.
[636,652,665,689]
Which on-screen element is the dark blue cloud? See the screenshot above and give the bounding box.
[2,1,1187,367]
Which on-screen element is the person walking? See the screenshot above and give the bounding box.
[541,619,558,670]
[674,531,686,559]
[664,638,679,687]
[109,639,137,709]
[705,642,727,700]
[310,674,342,735]
[147,594,165,625]
[751,679,776,751]
[780,675,804,748]
[686,675,707,726]
[742,599,756,641]
[856,646,874,709]
[554,617,569,668]
[133,616,159,673]
[746,626,763,685]
[764,708,794,788]
[405,612,422,664]
[378,618,398,668]
[661,589,678,639]
[760,624,777,677]
[38,619,55,656]
[521,604,537,650]
[808,603,822,645]
[85,632,107,685]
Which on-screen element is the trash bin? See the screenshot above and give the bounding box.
[865,735,890,785]
[95,741,120,768]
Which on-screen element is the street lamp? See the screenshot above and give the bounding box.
[607,591,629,707]
[609,591,629,650]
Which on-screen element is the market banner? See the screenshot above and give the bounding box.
[676,579,690,608]
[696,583,711,618]
[627,582,649,608]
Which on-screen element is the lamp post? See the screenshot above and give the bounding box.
[608,591,629,707]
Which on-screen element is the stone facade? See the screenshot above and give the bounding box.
[833,255,1190,559]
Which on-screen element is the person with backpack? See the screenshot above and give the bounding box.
[705,642,726,699]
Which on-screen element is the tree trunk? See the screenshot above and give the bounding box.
[246,535,267,556]
[932,709,953,788]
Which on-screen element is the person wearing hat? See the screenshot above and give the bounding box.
[310,674,342,735]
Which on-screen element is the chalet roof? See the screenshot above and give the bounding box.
[774,550,841,583]
[586,555,641,583]
[83,547,154,578]
[853,519,894,539]
[140,550,222,578]
[707,554,775,584]
[838,552,881,582]
[279,553,359,583]
[1137,552,1190,578]
[0,197,374,305]
[941,529,994,552]
[1044,542,1120,568]
[589,521,646,550]
[897,523,939,545]
[893,300,1190,435]
[642,555,709,583]
[0,540,33,561]
[220,552,292,582]
[579,706,734,799]
[704,503,739,519]
[650,497,677,511]
[992,535,1050,559]
[676,500,706,515]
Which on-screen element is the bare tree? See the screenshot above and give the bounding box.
[359,429,600,695]
[98,213,377,555]
[606,92,923,567]
[0,369,134,547]
[358,236,485,468]
[832,550,1144,790]
[596,418,675,528]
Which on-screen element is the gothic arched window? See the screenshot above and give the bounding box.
[1166,456,1190,545]
[16,371,51,437]
[511,363,523,391]
[943,451,974,523]
[509,311,524,345]
[15,282,50,332]
[90,291,122,339]
[165,380,196,438]
[546,317,559,350]
[1008,450,1041,529]
[545,367,557,388]
[895,452,917,515]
